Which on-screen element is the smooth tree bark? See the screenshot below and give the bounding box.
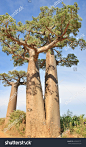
[44,49,60,137]
[5,82,18,125]
[26,49,45,138]
[0,71,27,126]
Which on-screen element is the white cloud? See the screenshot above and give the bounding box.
[59,83,86,105]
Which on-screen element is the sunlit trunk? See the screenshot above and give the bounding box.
[26,50,45,138]
[44,49,60,137]
[5,82,18,125]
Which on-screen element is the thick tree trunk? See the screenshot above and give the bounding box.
[26,50,45,138]
[5,83,18,125]
[44,49,60,137]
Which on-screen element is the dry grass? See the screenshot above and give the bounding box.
[0,110,86,138]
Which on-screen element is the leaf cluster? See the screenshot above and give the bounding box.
[0,70,27,86]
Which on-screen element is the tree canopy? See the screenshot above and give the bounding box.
[0,2,86,68]
[0,70,27,86]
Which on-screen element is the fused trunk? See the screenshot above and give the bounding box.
[44,49,60,137]
[26,50,45,138]
[5,82,18,125]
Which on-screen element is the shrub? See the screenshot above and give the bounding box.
[7,110,26,135]
[60,110,86,138]
[0,118,5,125]
[8,110,26,125]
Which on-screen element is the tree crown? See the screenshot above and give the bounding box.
[0,70,27,86]
[0,2,86,69]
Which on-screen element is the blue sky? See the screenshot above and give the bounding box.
[0,0,86,118]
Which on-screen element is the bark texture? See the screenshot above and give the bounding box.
[44,49,60,137]
[26,50,45,138]
[5,83,18,125]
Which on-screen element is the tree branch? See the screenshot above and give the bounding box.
[45,25,58,37]
[30,30,45,35]
[37,38,58,53]
[3,40,29,61]
[56,59,77,65]
[40,59,46,68]
[19,81,26,85]
[12,54,29,61]
[37,37,68,53]
[3,75,12,85]
[53,48,60,54]
[61,18,73,37]
[2,29,37,52]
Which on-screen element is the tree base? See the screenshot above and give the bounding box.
[25,122,60,138]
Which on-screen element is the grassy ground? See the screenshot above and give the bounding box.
[0,110,26,138]
[0,109,86,138]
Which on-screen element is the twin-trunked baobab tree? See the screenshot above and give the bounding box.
[0,70,27,125]
[0,2,86,137]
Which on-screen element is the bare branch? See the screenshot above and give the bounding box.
[53,49,60,54]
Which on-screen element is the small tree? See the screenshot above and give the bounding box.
[0,70,27,125]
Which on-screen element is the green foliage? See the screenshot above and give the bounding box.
[0,72,12,87]
[60,109,80,132]
[60,109,86,138]
[73,115,86,137]
[60,109,73,132]
[8,70,27,78]
[0,109,85,137]
[0,3,86,68]
[8,110,26,124]
[0,118,5,125]
[0,70,27,86]
[6,110,26,135]
[55,53,79,67]
[38,59,46,70]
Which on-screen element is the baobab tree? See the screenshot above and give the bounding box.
[0,70,27,125]
[28,2,86,137]
[0,2,86,137]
